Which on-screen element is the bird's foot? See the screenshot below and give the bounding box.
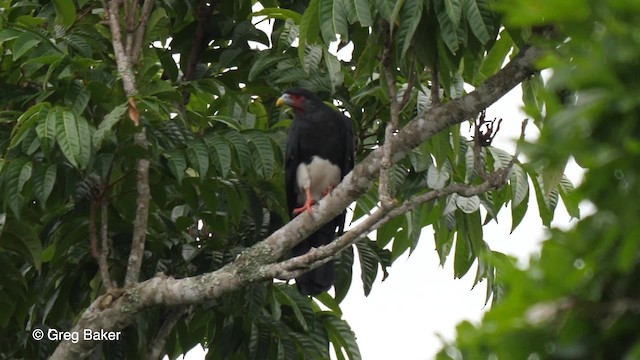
[321,185,335,198]
[293,198,316,215]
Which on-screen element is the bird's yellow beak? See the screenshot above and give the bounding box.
[276,95,286,107]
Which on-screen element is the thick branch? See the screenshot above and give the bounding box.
[50,44,541,359]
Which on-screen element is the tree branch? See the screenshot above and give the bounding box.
[147,308,187,360]
[379,22,400,208]
[106,0,154,287]
[131,0,156,63]
[264,168,511,280]
[50,44,541,359]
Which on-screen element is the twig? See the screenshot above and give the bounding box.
[90,202,113,289]
[131,0,156,63]
[100,201,113,288]
[430,61,440,107]
[399,58,417,111]
[147,308,186,360]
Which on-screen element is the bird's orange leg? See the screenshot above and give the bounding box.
[321,185,335,198]
[293,187,316,214]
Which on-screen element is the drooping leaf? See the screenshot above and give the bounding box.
[93,103,127,149]
[319,0,349,43]
[53,0,77,28]
[463,0,491,44]
[205,135,232,178]
[32,163,56,207]
[353,0,373,26]
[187,139,210,178]
[55,108,81,169]
[396,0,424,59]
[299,0,321,64]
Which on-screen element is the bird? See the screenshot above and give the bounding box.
[276,88,355,296]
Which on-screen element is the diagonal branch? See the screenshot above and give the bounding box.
[264,168,511,280]
[50,44,541,359]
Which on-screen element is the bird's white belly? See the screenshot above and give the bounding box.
[296,156,341,202]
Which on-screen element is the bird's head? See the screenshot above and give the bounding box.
[276,88,320,113]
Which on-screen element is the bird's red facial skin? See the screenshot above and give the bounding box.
[289,94,305,112]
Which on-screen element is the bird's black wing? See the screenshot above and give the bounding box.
[284,118,300,218]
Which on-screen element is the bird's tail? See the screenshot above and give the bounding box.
[292,223,336,296]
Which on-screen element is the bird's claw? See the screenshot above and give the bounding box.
[293,198,316,215]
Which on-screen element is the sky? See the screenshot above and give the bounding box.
[175,5,591,360]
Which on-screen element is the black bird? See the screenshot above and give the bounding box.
[276,88,355,296]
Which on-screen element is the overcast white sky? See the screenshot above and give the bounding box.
[175,6,590,360]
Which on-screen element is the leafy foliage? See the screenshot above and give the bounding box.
[0,0,575,359]
[438,0,640,358]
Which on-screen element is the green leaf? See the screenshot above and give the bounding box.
[397,0,424,59]
[444,0,463,27]
[319,0,349,43]
[274,286,309,331]
[32,163,56,207]
[436,1,459,54]
[17,161,32,193]
[187,139,210,178]
[299,0,321,64]
[12,31,40,60]
[324,314,362,360]
[374,0,395,23]
[511,164,529,207]
[10,103,48,150]
[245,131,275,178]
[303,44,323,72]
[477,30,513,84]
[4,158,28,218]
[165,149,186,183]
[93,103,127,149]
[559,175,580,219]
[463,0,490,44]
[55,109,80,169]
[456,195,480,213]
[208,115,245,131]
[427,164,450,189]
[356,240,379,296]
[248,52,286,81]
[224,131,252,173]
[252,8,302,23]
[36,106,56,155]
[353,0,373,26]
[454,211,484,278]
[324,48,343,92]
[3,219,42,271]
[76,116,92,170]
[53,0,77,28]
[510,188,529,232]
[205,135,232,178]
